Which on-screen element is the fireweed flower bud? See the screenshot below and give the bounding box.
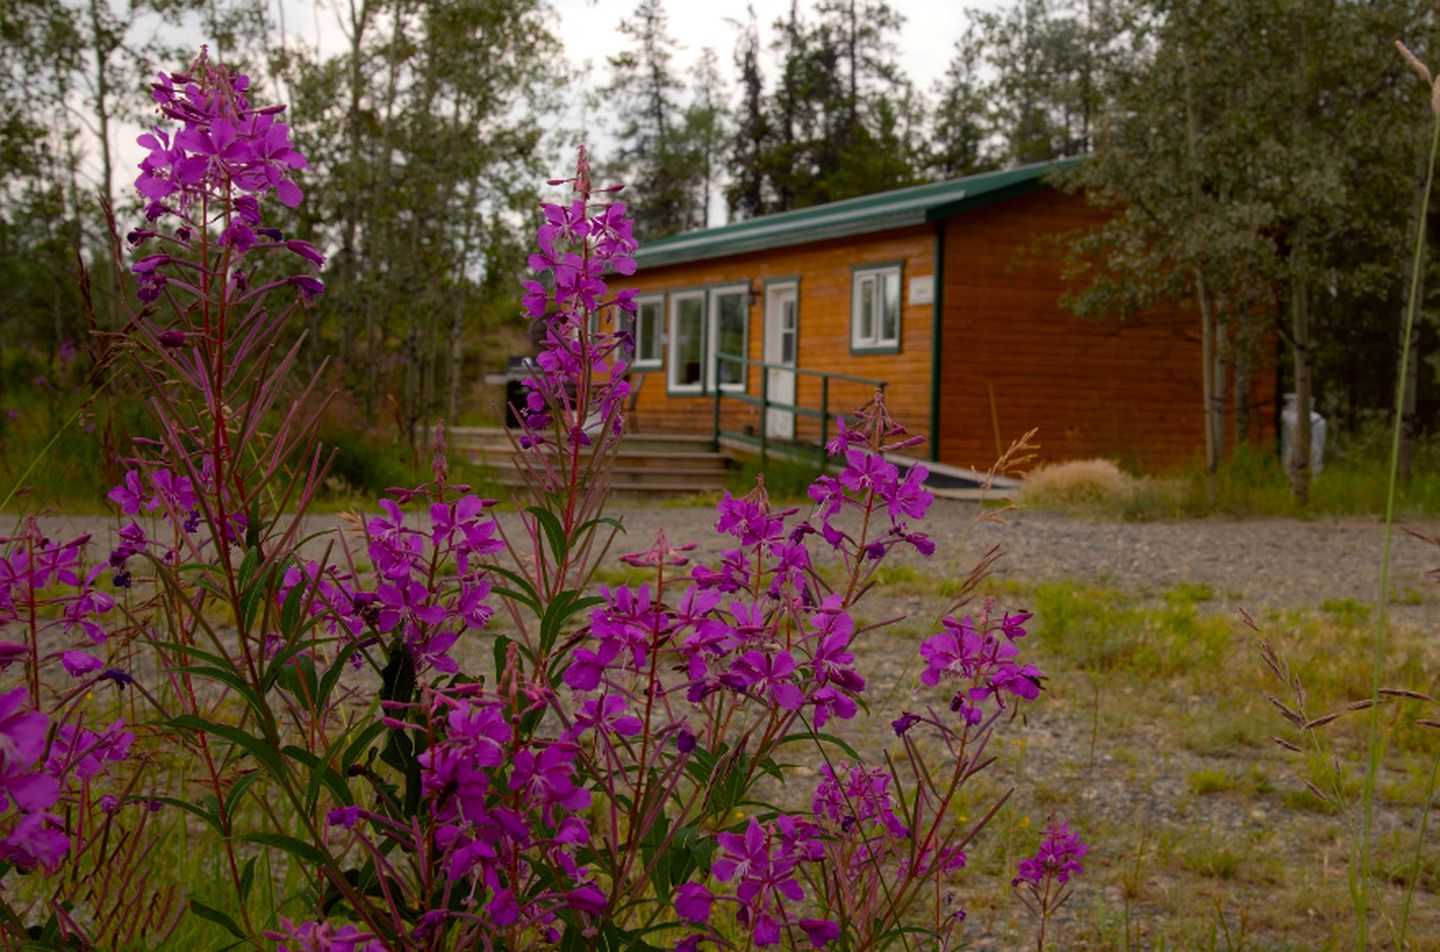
[157,330,186,348]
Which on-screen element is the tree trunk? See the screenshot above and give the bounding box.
[1289,266,1313,506]
[447,296,464,424]
[1213,306,1228,461]
[1287,14,1312,506]
[1195,269,1219,505]
[1233,325,1251,445]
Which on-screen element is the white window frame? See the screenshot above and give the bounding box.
[668,290,707,394]
[850,264,902,352]
[707,284,750,393]
[631,293,664,369]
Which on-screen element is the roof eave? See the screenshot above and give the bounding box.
[637,209,931,270]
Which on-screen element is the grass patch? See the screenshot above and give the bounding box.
[1018,441,1440,520]
[726,452,827,502]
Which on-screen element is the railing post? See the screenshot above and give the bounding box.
[820,376,830,456]
[759,364,770,466]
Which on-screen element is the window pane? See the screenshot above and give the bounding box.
[715,291,746,387]
[675,297,704,386]
[638,300,661,363]
[859,277,876,341]
[882,273,900,343]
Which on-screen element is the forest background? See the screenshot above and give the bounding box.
[4,0,1439,509]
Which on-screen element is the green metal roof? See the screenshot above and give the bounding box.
[636,157,1081,269]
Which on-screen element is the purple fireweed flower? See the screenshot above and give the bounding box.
[810,686,857,728]
[46,719,133,781]
[265,919,385,952]
[563,637,625,692]
[417,746,491,825]
[326,806,362,829]
[0,643,26,669]
[812,763,909,839]
[713,817,819,947]
[714,489,788,548]
[0,811,70,872]
[891,712,922,735]
[61,650,104,677]
[147,469,198,514]
[721,650,804,710]
[1013,819,1089,887]
[919,613,1044,723]
[799,919,842,948]
[883,463,934,521]
[566,883,608,916]
[107,471,146,514]
[445,701,511,766]
[508,742,591,824]
[674,882,713,923]
[455,581,495,629]
[373,580,445,636]
[0,688,48,780]
[571,694,643,738]
[838,448,898,496]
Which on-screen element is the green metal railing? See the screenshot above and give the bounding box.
[710,355,887,462]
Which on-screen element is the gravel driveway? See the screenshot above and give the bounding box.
[612,502,1440,620]
[35,503,1440,619]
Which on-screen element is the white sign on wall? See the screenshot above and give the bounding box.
[908,275,934,306]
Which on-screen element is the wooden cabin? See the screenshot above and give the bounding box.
[614,161,1270,473]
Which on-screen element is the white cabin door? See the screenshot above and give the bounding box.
[764,283,798,440]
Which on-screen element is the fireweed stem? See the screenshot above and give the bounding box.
[1360,77,1440,950]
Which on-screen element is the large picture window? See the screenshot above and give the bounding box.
[666,285,750,394]
[851,264,902,353]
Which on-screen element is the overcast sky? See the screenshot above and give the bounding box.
[547,0,990,91]
[112,0,1008,214]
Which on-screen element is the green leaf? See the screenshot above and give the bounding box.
[238,831,329,868]
[263,633,330,690]
[237,562,275,636]
[167,714,289,783]
[280,576,307,639]
[342,721,387,771]
[526,505,569,566]
[485,564,542,614]
[188,899,246,940]
[778,730,861,761]
[539,588,602,655]
[149,796,223,835]
[379,639,415,705]
[238,856,257,902]
[316,649,351,710]
[282,744,353,810]
[225,771,261,818]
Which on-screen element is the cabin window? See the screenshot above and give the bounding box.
[669,292,706,392]
[709,285,749,391]
[631,294,664,368]
[666,285,750,394]
[851,264,902,353]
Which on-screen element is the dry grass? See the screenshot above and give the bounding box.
[1019,459,1180,517]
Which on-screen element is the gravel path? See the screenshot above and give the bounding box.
[37,503,1440,617]
[612,502,1440,619]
